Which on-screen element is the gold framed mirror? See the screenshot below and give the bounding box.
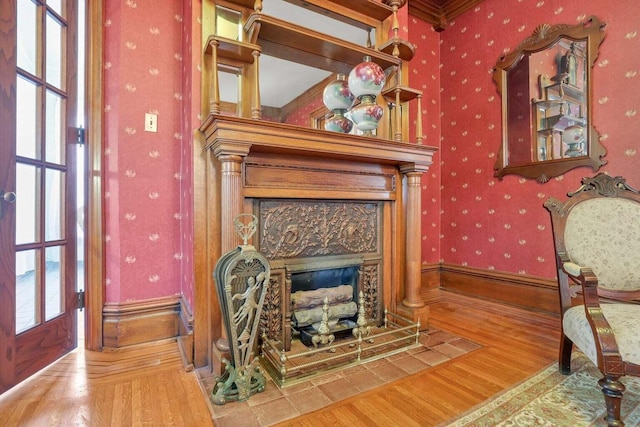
[493,16,607,182]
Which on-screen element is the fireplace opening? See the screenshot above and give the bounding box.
[261,256,421,387]
[290,264,360,347]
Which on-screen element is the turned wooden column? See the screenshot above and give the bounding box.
[208,38,220,115]
[415,94,424,145]
[400,164,429,309]
[251,49,262,120]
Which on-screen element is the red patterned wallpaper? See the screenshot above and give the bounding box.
[436,0,640,278]
[408,15,443,266]
[103,0,186,302]
[103,0,640,304]
[179,0,201,311]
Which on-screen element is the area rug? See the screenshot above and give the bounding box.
[445,352,640,427]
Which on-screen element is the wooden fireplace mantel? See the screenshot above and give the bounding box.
[194,115,437,370]
[199,115,436,167]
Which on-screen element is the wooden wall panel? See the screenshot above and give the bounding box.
[436,263,560,315]
[100,264,559,354]
[103,296,182,348]
[177,298,195,371]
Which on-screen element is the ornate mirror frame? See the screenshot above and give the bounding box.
[493,16,607,182]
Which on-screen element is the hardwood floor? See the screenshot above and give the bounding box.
[0,291,561,426]
[274,291,561,426]
[0,339,213,426]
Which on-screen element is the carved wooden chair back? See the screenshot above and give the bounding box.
[544,173,640,426]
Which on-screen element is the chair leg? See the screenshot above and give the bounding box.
[559,333,573,375]
[598,375,626,427]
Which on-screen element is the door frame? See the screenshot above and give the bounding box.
[84,0,104,351]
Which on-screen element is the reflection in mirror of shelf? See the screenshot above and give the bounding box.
[532,39,587,163]
[322,73,355,134]
[493,16,607,183]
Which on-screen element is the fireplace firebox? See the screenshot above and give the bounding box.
[288,259,362,347]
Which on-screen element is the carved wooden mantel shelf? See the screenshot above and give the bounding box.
[195,115,437,372]
[199,115,436,168]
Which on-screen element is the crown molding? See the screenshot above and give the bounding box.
[409,0,485,31]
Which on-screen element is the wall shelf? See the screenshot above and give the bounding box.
[204,35,260,64]
[244,13,401,75]
[381,85,422,103]
[284,0,393,29]
[379,37,415,61]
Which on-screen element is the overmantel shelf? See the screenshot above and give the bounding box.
[203,35,260,64]
[199,115,436,167]
[244,13,401,75]
[283,0,394,29]
[224,0,394,29]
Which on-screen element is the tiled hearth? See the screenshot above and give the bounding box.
[197,329,481,426]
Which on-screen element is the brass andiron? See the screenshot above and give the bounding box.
[352,291,372,342]
[211,214,270,404]
[311,297,335,348]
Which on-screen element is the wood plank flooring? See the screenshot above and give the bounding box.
[0,290,561,426]
[275,291,561,426]
[0,339,213,426]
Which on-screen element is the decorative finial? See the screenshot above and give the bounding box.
[234,213,258,245]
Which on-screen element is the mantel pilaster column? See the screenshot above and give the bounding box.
[211,140,251,251]
[218,154,245,252]
[400,164,429,309]
[212,145,250,357]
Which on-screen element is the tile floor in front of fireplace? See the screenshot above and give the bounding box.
[198,329,481,426]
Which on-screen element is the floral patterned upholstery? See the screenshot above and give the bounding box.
[564,303,640,367]
[545,173,640,426]
[564,198,640,293]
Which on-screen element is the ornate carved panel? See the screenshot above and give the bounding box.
[259,272,283,343]
[255,200,384,349]
[258,200,381,259]
[362,264,380,320]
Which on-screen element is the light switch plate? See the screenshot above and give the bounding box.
[145,113,157,132]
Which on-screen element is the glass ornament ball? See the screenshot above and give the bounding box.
[324,110,354,133]
[348,56,386,99]
[322,73,354,111]
[350,96,384,132]
[562,125,584,145]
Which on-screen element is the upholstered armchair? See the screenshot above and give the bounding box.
[544,173,640,427]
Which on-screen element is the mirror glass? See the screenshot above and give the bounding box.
[493,16,607,182]
[218,0,373,121]
[216,5,242,40]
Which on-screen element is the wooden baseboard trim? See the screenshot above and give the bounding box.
[101,265,555,349]
[177,297,195,371]
[420,263,441,291]
[422,263,560,315]
[103,296,181,348]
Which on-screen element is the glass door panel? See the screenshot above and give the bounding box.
[46,12,64,89]
[48,0,63,17]
[15,163,39,245]
[15,249,40,334]
[45,169,64,241]
[45,246,64,320]
[16,0,38,75]
[45,90,65,164]
[16,76,40,159]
